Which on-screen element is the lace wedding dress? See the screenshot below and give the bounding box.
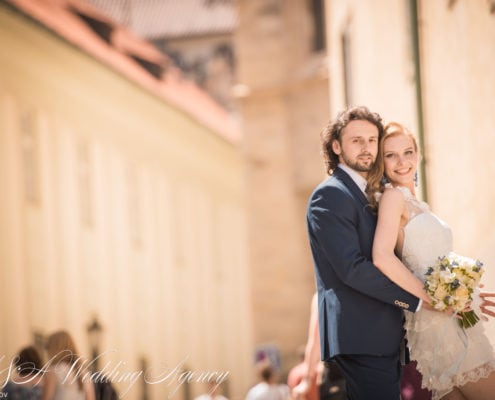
[396,186,495,399]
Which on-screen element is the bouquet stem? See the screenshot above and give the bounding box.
[458,310,480,329]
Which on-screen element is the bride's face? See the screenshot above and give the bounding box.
[383,134,418,187]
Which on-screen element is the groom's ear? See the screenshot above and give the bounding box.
[332,139,342,155]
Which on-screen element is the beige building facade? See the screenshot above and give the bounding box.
[0,2,251,399]
[325,0,495,343]
[79,0,333,378]
[235,0,330,369]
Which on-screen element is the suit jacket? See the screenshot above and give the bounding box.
[306,167,419,361]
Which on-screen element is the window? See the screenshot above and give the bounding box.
[341,26,353,107]
[311,0,326,52]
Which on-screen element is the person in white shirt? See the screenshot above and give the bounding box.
[194,380,228,400]
[245,363,289,400]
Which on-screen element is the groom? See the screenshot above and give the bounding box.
[306,106,420,399]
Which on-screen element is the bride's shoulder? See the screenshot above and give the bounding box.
[380,184,409,203]
[374,186,406,214]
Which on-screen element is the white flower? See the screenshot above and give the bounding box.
[439,269,456,283]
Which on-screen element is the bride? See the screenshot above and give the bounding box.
[367,121,495,400]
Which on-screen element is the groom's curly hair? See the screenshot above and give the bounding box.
[321,106,384,175]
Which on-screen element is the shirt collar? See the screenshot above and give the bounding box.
[338,163,368,194]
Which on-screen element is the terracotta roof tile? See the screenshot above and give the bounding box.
[5,0,241,144]
[86,0,238,39]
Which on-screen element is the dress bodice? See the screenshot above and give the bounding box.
[376,185,453,280]
[397,186,453,280]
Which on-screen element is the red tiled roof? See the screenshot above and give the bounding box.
[86,0,238,39]
[4,0,241,144]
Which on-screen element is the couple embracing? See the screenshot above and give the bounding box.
[306,106,495,400]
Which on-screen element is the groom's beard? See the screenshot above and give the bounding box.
[341,152,375,172]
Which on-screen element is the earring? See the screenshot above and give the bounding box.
[414,171,419,187]
[381,175,389,186]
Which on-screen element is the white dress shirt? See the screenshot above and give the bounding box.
[338,163,368,194]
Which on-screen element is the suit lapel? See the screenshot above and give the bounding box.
[333,167,370,210]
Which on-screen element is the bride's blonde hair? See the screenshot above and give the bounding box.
[367,122,419,210]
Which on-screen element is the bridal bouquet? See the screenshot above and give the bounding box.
[424,252,484,329]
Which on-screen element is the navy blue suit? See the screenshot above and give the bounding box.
[306,167,419,399]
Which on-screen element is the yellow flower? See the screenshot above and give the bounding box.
[434,285,448,300]
[454,286,469,300]
[453,299,469,312]
[469,271,481,283]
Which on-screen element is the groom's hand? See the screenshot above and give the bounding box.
[478,284,495,320]
[422,302,468,319]
[480,292,495,319]
[421,302,436,312]
[421,302,454,314]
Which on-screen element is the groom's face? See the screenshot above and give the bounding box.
[332,120,379,177]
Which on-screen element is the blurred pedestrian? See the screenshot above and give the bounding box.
[290,293,345,400]
[246,361,289,400]
[3,345,44,400]
[289,294,321,400]
[194,380,228,400]
[400,360,431,400]
[288,346,318,400]
[42,330,95,400]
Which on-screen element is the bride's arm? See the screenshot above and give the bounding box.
[372,188,430,303]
